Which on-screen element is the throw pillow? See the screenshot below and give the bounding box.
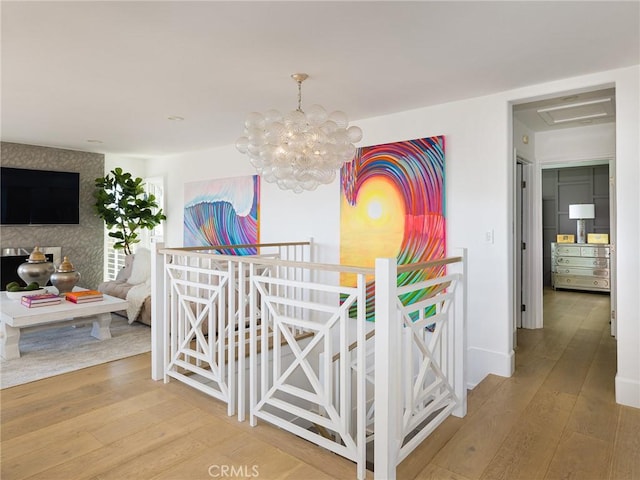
[127,247,151,285]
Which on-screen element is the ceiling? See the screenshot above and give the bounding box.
[513,88,617,132]
[1,1,638,159]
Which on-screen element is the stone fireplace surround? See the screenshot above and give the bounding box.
[0,142,105,289]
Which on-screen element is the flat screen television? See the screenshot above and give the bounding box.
[1,167,80,225]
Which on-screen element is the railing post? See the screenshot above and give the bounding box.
[248,262,258,427]
[450,248,467,418]
[227,260,236,417]
[374,258,401,480]
[151,241,165,381]
[237,261,247,422]
[356,272,367,480]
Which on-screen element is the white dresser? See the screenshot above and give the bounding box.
[551,242,610,293]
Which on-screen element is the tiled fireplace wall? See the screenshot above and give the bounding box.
[0,142,105,289]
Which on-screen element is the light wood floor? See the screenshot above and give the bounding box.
[2,289,638,479]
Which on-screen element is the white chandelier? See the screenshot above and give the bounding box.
[236,73,363,193]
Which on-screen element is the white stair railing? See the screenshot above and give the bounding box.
[153,241,313,415]
[248,261,371,479]
[151,243,466,480]
[374,249,467,479]
[163,251,234,413]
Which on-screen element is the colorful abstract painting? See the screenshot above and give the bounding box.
[340,136,446,319]
[184,175,260,255]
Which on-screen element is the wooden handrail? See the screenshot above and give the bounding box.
[160,246,463,278]
[160,246,375,275]
[397,256,462,273]
[168,241,311,253]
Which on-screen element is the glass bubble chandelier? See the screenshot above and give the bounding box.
[236,73,363,193]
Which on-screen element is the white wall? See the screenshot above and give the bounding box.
[358,97,515,386]
[611,68,640,409]
[146,65,639,405]
[145,147,345,259]
[536,123,616,165]
[104,154,148,178]
[513,118,535,161]
[146,94,514,388]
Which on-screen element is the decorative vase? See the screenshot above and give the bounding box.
[17,247,55,287]
[50,256,81,294]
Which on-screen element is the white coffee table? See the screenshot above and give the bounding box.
[0,289,129,360]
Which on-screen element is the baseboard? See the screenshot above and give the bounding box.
[466,346,515,389]
[615,374,640,408]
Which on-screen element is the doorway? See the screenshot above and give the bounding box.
[511,87,617,340]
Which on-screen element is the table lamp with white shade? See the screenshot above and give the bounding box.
[569,204,595,244]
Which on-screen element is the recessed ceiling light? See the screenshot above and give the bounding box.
[87,139,103,144]
[537,98,611,114]
[551,113,607,124]
[537,97,613,126]
[168,116,184,121]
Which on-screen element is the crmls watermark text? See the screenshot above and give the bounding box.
[208,464,260,478]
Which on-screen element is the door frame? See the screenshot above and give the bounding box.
[513,154,535,332]
[511,89,617,335]
[535,159,615,328]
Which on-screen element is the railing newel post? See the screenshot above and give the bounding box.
[249,261,258,427]
[451,248,468,418]
[227,260,236,417]
[151,241,164,381]
[356,272,367,480]
[374,258,400,480]
[238,261,247,422]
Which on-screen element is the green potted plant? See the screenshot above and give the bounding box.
[94,168,166,255]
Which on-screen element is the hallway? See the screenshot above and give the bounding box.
[399,288,639,479]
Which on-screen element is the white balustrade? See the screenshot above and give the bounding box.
[151,242,466,480]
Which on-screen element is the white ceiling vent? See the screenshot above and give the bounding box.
[537,97,615,126]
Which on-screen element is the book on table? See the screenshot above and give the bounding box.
[21,293,63,307]
[22,299,63,307]
[67,297,104,304]
[65,290,104,304]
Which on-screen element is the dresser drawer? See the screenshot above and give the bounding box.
[552,244,610,257]
[551,242,610,293]
[580,246,610,258]
[554,256,609,268]
[554,245,583,256]
[553,266,609,277]
[553,274,610,290]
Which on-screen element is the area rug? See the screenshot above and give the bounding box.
[0,314,150,389]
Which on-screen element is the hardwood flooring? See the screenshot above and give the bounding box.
[1,288,638,479]
[398,288,639,480]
